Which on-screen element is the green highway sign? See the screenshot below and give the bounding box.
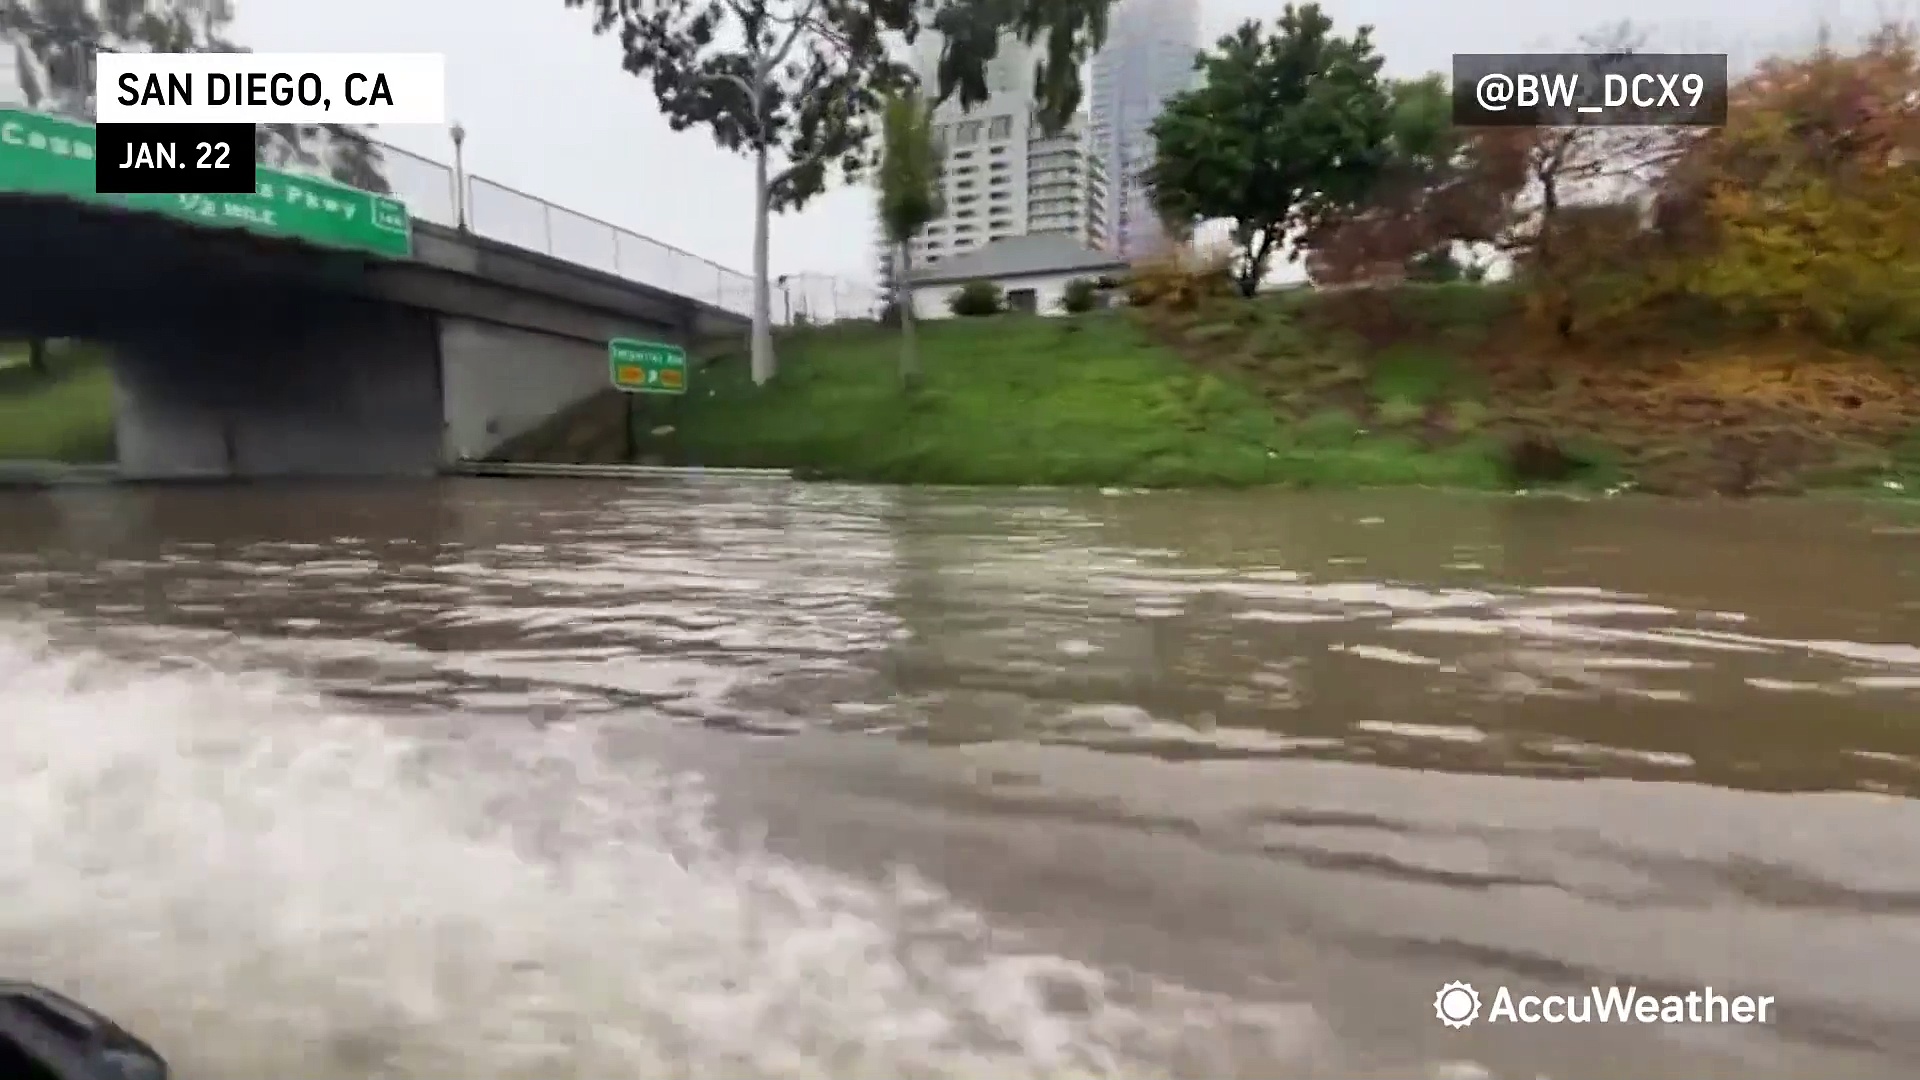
[0,107,411,258]
[609,338,688,394]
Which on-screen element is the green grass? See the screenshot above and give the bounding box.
[0,342,37,388]
[1263,434,1507,488]
[1368,343,1474,406]
[1837,428,1920,498]
[0,343,117,462]
[653,313,1508,489]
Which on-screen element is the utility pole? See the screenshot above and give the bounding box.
[449,121,469,230]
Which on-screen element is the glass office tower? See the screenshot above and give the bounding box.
[1087,0,1202,259]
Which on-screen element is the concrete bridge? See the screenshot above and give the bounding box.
[0,105,761,480]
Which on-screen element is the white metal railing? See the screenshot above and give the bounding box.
[299,137,887,323]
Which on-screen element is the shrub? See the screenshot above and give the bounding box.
[948,279,1004,317]
[1124,245,1235,311]
[1060,277,1099,314]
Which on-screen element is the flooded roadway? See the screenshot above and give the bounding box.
[3,478,1919,1079]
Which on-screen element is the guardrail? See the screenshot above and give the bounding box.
[449,460,792,480]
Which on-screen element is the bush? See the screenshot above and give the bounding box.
[1060,277,1099,314]
[1124,246,1235,311]
[948,279,1004,317]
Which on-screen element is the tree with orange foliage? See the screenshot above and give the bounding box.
[1660,22,1920,345]
[1303,74,1524,285]
[1307,21,1701,337]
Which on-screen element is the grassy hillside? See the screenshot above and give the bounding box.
[0,342,116,462]
[1137,281,1920,496]
[0,281,1885,495]
[495,281,1920,496]
[624,312,1511,489]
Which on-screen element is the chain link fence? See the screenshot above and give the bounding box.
[351,135,886,325]
[384,146,893,324]
[778,272,887,324]
[460,172,761,317]
[352,139,459,228]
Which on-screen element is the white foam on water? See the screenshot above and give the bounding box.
[0,617,1339,1080]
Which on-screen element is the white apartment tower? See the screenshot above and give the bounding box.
[1088,0,1202,260]
[876,31,1107,286]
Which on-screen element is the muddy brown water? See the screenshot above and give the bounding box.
[2,478,1919,1079]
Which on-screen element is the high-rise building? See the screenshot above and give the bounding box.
[1088,0,1202,260]
[875,31,1107,287]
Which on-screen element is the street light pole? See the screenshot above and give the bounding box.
[450,121,469,231]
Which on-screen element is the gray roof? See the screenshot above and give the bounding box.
[909,234,1129,286]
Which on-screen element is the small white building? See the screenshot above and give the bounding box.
[873,29,1109,289]
[907,234,1130,320]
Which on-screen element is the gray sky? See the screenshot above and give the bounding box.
[232,0,1887,288]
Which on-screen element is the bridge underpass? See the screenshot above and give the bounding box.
[0,107,753,480]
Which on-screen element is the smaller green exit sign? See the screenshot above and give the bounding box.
[608,338,687,394]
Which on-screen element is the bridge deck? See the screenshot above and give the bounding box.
[0,105,753,336]
[0,193,748,344]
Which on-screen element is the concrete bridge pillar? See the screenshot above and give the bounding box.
[107,296,444,480]
[432,304,705,464]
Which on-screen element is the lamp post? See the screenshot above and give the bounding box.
[450,121,469,231]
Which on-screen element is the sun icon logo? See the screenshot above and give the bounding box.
[1434,981,1482,1028]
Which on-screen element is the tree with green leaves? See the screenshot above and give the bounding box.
[1146,3,1393,296]
[254,121,391,193]
[171,1,394,193]
[5,0,240,118]
[562,0,1112,385]
[876,89,941,386]
[4,0,114,119]
[3,1,391,194]
[2,0,149,375]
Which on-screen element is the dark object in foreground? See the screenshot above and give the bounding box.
[0,982,167,1080]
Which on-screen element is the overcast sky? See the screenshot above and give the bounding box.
[229,0,1887,290]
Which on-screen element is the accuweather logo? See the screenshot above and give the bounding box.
[1434,981,1775,1028]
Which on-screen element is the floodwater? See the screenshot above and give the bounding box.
[3,479,1920,1080]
